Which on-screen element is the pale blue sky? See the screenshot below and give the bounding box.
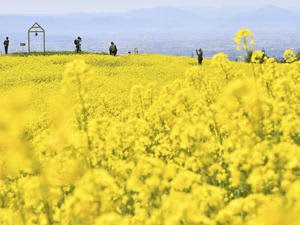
[1,0,300,14]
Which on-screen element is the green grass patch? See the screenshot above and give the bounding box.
[10,51,109,57]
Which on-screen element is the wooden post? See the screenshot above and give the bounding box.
[43,31,46,54]
[28,30,30,53]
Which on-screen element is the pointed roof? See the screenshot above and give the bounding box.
[28,22,45,32]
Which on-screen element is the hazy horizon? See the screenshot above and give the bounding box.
[0,3,299,58]
[1,0,300,14]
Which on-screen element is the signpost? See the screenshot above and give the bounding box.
[28,22,45,53]
[20,43,26,53]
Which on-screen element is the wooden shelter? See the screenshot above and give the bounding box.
[28,22,45,53]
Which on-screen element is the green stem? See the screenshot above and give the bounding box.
[220,63,229,80]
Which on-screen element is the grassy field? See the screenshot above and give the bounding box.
[9,51,109,56]
[0,53,300,225]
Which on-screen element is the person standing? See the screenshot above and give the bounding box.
[196,48,203,65]
[74,37,82,53]
[260,48,266,64]
[109,42,117,56]
[3,37,9,54]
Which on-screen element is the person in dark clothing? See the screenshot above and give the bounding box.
[196,48,203,65]
[3,37,9,54]
[74,37,82,53]
[260,48,266,64]
[109,42,117,56]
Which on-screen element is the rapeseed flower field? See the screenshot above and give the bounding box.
[0,49,300,225]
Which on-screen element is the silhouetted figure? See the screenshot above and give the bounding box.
[196,48,203,65]
[3,37,9,54]
[260,48,266,64]
[109,42,117,56]
[74,37,82,53]
[134,48,139,54]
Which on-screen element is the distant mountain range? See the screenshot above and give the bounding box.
[0,5,299,57]
[0,5,299,35]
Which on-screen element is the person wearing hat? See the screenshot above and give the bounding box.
[196,48,203,65]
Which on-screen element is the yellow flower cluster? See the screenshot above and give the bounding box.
[234,29,255,54]
[283,49,297,63]
[251,51,265,63]
[0,52,300,225]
